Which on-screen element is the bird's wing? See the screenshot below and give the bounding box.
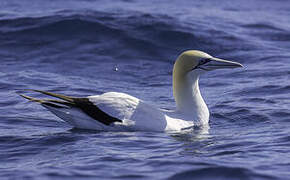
[88,92,168,131]
[19,89,122,126]
[87,92,140,121]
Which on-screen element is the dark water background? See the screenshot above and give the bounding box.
[1,0,290,179]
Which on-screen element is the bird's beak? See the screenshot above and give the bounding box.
[201,57,243,71]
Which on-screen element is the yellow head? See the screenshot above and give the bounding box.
[173,50,243,76]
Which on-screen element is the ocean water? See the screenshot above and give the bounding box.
[1,0,290,179]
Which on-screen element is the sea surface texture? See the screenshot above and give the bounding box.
[1,0,290,179]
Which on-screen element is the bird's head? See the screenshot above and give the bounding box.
[174,50,243,77]
[172,50,243,116]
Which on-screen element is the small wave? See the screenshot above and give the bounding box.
[241,22,290,45]
[242,22,284,31]
[0,135,32,145]
[212,108,271,126]
[0,14,123,37]
[168,166,274,180]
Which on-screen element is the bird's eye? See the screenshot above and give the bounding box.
[199,58,211,65]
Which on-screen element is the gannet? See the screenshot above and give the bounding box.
[19,50,243,132]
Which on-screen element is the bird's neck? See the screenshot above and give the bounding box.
[173,71,209,124]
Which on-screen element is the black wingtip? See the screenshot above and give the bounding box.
[20,89,74,102]
[18,93,43,103]
[18,89,123,126]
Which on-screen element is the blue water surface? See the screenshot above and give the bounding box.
[1,0,290,179]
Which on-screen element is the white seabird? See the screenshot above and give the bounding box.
[19,50,243,132]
